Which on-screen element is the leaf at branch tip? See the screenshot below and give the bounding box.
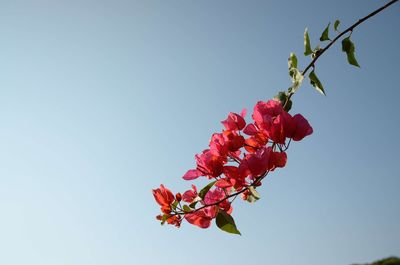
[304,28,312,56]
[334,20,340,31]
[319,23,331,41]
[309,70,326,95]
[198,180,216,200]
[216,211,241,235]
[341,36,360,67]
[288,52,298,69]
[304,28,313,56]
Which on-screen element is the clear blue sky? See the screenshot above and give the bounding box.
[0,1,399,264]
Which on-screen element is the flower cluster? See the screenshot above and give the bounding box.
[152,99,312,233]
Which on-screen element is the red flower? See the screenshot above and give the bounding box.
[152,185,175,214]
[184,206,217,229]
[244,131,268,153]
[221,111,246,131]
[289,114,313,141]
[252,100,284,129]
[195,149,224,179]
[269,151,287,170]
[239,146,272,178]
[267,111,294,144]
[182,185,198,203]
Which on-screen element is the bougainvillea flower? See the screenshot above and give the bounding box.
[252,100,284,129]
[215,178,233,188]
[223,130,245,152]
[223,166,247,190]
[239,146,272,178]
[195,149,224,178]
[182,169,202,180]
[182,185,198,203]
[244,131,268,153]
[267,111,294,144]
[243,123,258,135]
[289,114,313,141]
[209,133,229,157]
[221,112,246,131]
[152,184,175,207]
[185,206,217,229]
[269,151,287,170]
[166,215,181,227]
[204,188,232,214]
[209,131,245,158]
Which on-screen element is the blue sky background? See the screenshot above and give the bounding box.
[0,1,399,264]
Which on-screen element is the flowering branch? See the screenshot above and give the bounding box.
[152,0,399,235]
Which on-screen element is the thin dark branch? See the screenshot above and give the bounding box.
[285,0,398,107]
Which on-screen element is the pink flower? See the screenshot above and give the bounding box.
[252,100,284,129]
[184,206,217,229]
[221,111,246,131]
[152,184,175,214]
[239,146,272,178]
[182,169,202,180]
[182,185,198,203]
[290,114,313,141]
[267,111,294,144]
[195,149,224,179]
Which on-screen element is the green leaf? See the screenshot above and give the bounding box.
[182,205,191,213]
[274,91,287,103]
[289,68,304,93]
[189,201,198,209]
[274,91,292,112]
[288,52,298,69]
[341,36,360,67]
[334,20,340,31]
[161,214,169,225]
[304,28,313,56]
[198,181,216,200]
[171,200,178,210]
[216,211,241,235]
[319,23,331,41]
[309,70,326,95]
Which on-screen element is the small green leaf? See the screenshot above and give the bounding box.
[341,37,360,67]
[312,45,323,59]
[198,181,216,200]
[274,91,287,103]
[289,68,304,93]
[334,20,340,31]
[283,99,292,112]
[248,186,260,200]
[216,211,241,235]
[171,201,178,210]
[274,92,292,112]
[309,70,326,95]
[304,28,313,56]
[319,23,331,41]
[161,214,169,225]
[288,52,298,69]
[182,205,191,213]
[189,201,198,209]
